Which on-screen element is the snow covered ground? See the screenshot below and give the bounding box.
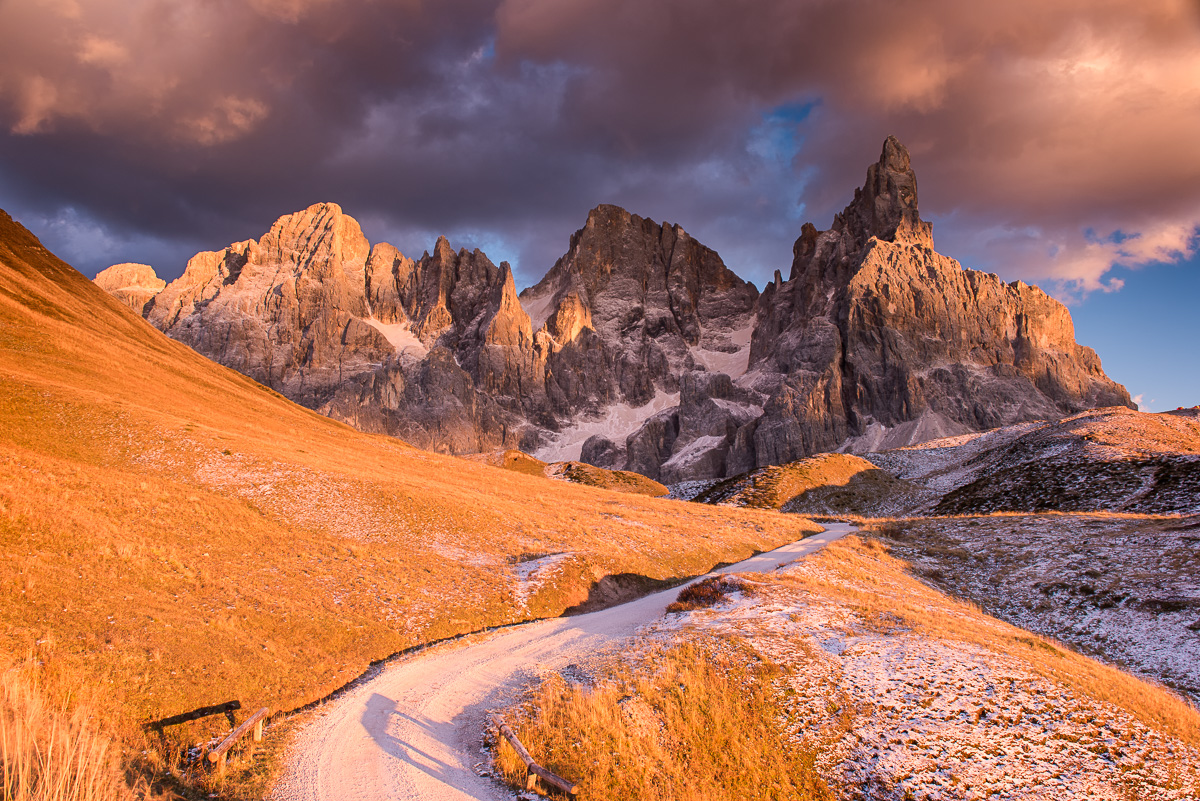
[877,514,1200,706]
[363,316,428,359]
[690,320,754,377]
[658,536,1200,800]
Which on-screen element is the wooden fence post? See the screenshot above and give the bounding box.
[489,713,579,796]
[207,707,270,776]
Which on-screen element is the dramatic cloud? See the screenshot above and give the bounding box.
[0,0,1197,296]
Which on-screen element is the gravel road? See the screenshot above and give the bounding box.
[271,522,855,801]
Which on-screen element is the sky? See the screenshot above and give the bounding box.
[0,0,1197,409]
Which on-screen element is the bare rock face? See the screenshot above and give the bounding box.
[115,201,758,457]
[93,263,165,314]
[102,142,1131,480]
[135,203,537,451]
[520,204,759,415]
[740,136,1134,467]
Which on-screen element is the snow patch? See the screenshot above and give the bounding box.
[363,317,427,358]
[690,320,755,377]
[711,398,763,418]
[661,435,728,472]
[519,289,558,332]
[533,390,680,463]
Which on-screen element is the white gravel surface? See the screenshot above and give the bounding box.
[269,523,855,801]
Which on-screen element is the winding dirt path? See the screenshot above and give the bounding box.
[271,522,855,801]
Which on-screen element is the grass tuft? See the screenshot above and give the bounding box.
[0,663,133,801]
[666,577,752,614]
[494,642,832,800]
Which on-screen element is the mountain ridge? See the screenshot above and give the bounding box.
[93,137,1134,481]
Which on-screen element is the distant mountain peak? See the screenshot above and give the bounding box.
[90,138,1132,483]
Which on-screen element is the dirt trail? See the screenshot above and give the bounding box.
[271,522,855,801]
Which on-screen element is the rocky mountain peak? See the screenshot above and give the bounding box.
[792,136,933,285]
[95,145,1133,484]
[745,136,1134,470]
[843,134,931,247]
[430,235,456,263]
[93,262,165,314]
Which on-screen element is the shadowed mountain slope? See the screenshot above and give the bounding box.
[867,406,1200,515]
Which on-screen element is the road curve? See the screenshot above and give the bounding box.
[271,522,856,801]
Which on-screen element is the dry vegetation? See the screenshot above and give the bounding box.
[0,662,132,801]
[695,453,922,516]
[504,536,1200,798]
[493,642,833,801]
[469,449,670,496]
[544,460,669,497]
[665,576,753,614]
[0,212,820,794]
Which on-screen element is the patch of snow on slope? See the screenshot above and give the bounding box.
[865,420,1046,494]
[519,289,558,332]
[533,390,680,463]
[690,320,755,377]
[657,548,1200,799]
[363,317,428,358]
[662,435,728,472]
[510,552,573,611]
[712,398,763,418]
[884,515,1200,705]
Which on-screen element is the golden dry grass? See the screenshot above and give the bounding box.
[472,449,670,496]
[782,535,1200,749]
[0,662,132,801]
[695,453,913,512]
[494,642,833,801]
[548,461,669,497]
[0,212,821,792]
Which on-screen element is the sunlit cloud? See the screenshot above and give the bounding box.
[0,0,1195,295]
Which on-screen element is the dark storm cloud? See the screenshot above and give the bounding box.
[0,0,1197,295]
[496,0,1200,292]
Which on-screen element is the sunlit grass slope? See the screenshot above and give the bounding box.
[695,452,922,515]
[0,209,819,745]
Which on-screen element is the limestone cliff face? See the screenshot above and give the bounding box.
[99,142,1132,479]
[93,263,165,314]
[140,203,536,452]
[738,136,1133,468]
[116,201,758,457]
[521,204,759,415]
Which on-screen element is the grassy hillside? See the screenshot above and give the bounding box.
[469,449,669,496]
[545,460,669,497]
[694,452,924,515]
[0,209,819,777]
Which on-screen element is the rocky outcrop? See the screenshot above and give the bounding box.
[93,263,165,314]
[110,201,759,457]
[521,204,758,409]
[731,136,1133,469]
[98,140,1132,479]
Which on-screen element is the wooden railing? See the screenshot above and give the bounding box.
[490,713,578,796]
[207,707,270,775]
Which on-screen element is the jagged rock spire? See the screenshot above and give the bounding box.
[840,135,933,247]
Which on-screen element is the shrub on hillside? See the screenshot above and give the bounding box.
[666,576,752,613]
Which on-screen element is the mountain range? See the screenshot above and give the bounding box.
[95,137,1133,482]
